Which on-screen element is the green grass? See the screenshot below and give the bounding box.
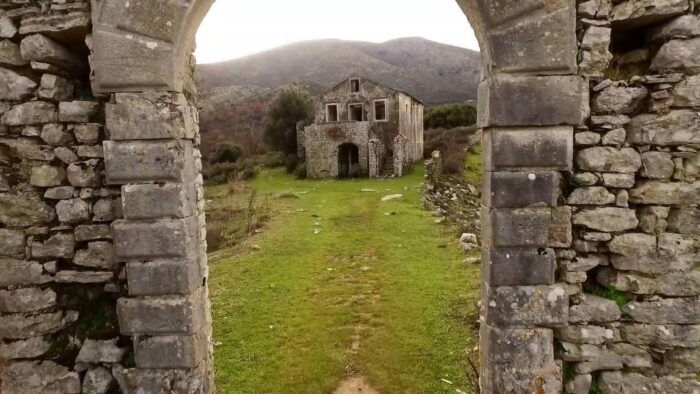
[463,145,482,186]
[583,283,631,307]
[207,166,481,393]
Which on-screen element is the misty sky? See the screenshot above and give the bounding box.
[195,0,479,64]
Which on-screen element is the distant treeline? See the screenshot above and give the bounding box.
[424,102,477,130]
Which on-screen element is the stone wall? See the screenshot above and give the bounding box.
[422,151,481,236]
[0,1,130,392]
[557,2,700,392]
[1,1,214,392]
[301,121,371,178]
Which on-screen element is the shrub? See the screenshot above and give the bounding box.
[257,151,285,168]
[424,103,477,129]
[206,216,227,252]
[285,154,298,173]
[294,163,307,179]
[239,161,258,180]
[210,142,242,164]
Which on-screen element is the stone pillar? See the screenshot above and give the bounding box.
[457,1,587,392]
[103,92,213,391]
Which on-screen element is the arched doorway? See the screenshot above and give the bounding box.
[338,143,360,178]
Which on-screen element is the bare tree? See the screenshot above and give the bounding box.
[241,120,264,156]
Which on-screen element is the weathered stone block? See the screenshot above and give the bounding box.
[66,160,101,187]
[567,187,615,205]
[603,174,635,189]
[0,258,50,286]
[627,110,700,146]
[485,3,576,75]
[481,325,554,367]
[82,366,114,394]
[0,68,37,101]
[127,259,203,296]
[74,224,112,242]
[75,338,126,364]
[483,126,573,171]
[622,298,700,324]
[1,101,57,126]
[58,101,98,123]
[0,336,51,360]
[0,310,77,339]
[19,34,82,70]
[38,74,73,102]
[609,343,652,368]
[612,0,688,28]
[673,74,700,108]
[576,147,642,173]
[548,206,572,248]
[483,247,556,287]
[0,361,80,393]
[599,371,700,394]
[31,232,75,259]
[117,291,206,335]
[489,208,552,247]
[112,217,198,261]
[620,324,700,348]
[629,180,700,205]
[579,26,613,78]
[486,284,568,326]
[116,367,209,394]
[55,198,90,224]
[555,325,614,345]
[478,76,588,127]
[0,229,25,256]
[651,14,700,43]
[575,348,623,373]
[650,37,700,72]
[609,232,697,274]
[121,183,195,220]
[104,139,194,184]
[0,287,56,313]
[54,270,113,284]
[640,151,674,179]
[41,123,73,146]
[73,124,101,144]
[668,207,700,235]
[664,347,700,373]
[572,207,638,232]
[569,294,621,323]
[106,92,196,140]
[73,241,114,270]
[597,268,700,296]
[483,171,559,208]
[134,333,207,368]
[592,85,648,115]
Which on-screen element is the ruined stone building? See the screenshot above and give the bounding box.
[298,76,424,178]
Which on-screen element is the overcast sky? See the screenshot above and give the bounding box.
[195,0,479,64]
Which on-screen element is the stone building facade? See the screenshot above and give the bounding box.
[298,76,424,178]
[0,0,698,393]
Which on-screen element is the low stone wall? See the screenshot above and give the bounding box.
[422,151,481,236]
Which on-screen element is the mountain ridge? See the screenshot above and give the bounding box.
[197,37,481,105]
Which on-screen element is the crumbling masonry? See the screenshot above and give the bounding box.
[0,0,698,393]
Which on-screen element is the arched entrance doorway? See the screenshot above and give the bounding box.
[338,143,360,178]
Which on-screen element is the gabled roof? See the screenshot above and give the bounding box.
[324,74,424,105]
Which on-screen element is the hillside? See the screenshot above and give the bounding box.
[198,37,481,105]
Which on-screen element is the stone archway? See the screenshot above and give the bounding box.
[90,1,584,391]
[2,0,699,393]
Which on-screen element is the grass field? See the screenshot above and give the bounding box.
[206,166,481,394]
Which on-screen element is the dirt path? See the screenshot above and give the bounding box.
[333,376,380,394]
